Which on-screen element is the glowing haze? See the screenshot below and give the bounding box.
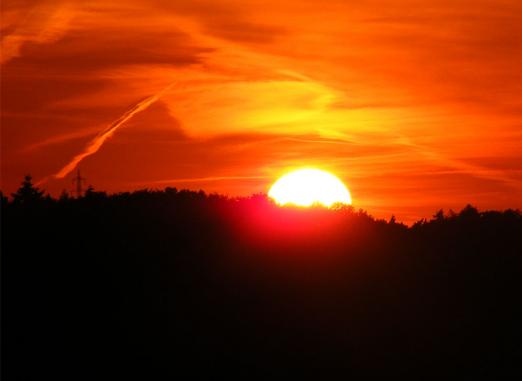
[1,0,522,222]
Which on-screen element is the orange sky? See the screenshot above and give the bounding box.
[2,0,522,222]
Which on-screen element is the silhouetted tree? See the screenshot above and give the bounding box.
[84,185,107,200]
[447,209,458,219]
[59,189,70,202]
[10,175,44,205]
[0,190,7,206]
[433,209,445,222]
[459,204,479,219]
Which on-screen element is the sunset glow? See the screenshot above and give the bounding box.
[268,169,351,207]
[1,0,522,222]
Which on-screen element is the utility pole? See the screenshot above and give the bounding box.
[72,169,86,198]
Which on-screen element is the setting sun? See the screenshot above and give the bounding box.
[268,169,352,208]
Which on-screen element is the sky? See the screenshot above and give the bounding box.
[1,0,522,222]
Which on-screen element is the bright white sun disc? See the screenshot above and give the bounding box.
[268,169,352,207]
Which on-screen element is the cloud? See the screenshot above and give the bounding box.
[1,1,75,64]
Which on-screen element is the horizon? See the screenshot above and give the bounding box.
[3,173,521,227]
[2,0,522,224]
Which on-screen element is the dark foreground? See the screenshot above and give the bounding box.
[2,185,522,378]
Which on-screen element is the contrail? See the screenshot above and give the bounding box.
[53,83,175,179]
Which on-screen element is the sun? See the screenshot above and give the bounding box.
[268,168,352,207]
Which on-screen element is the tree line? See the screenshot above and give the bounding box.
[2,175,522,378]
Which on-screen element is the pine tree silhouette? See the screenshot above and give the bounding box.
[10,175,44,205]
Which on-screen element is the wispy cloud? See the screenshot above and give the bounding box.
[22,128,96,152]
[133,175,269,185]
[1,2,75,64]
[395,136,522,188]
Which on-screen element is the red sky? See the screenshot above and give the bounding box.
[2,0,522,222]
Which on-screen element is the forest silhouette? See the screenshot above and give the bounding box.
[2,176,522,377]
